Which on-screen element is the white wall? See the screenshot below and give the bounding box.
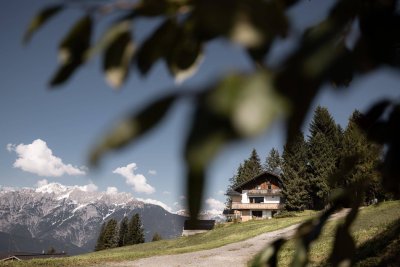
[241,191,249,203]
[264,196,280,204]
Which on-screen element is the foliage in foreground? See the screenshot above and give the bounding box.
[23,0,400,266]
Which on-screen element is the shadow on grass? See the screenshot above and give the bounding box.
[353,218,400,267]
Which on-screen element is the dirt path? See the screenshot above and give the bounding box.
[110,210,348,267]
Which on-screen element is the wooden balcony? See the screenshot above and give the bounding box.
[231,203,282,210]
[246,189,282,196]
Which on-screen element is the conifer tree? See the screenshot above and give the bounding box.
[151,232,162,241]
[118,216,129,247]
[338,111,383,204]
[127,213,145,245]
[265,148,282,174]
[102,219,119,249]
[307,106,341,209]
[243,148,263,178]
[281,132,310,211]
[94,222,106,251]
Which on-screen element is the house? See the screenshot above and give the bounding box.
[182,220,215,236]
[225,171,283,222]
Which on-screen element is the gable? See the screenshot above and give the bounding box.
[233,171,282,192]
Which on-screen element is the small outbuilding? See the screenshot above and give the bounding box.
[182,220,215,236]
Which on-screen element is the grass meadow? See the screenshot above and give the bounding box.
[2,201,399,267]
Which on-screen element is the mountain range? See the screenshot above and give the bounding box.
[0,183,186,255]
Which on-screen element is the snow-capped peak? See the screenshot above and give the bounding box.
[35,182,68,195]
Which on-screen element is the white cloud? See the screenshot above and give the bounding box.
[179,195,186,200]
[106,186,118,195]
[113,163,155,194]
[36,179,49,187]
[206,197,225,211]
[137,198,173,213]
[7,139,86,177]
[163,191,171,195]
[148,170,157,175]
[6,144,14,152]
[77,182,98,192]
[206,209,224,216]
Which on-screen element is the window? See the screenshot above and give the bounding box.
[249,197,264,203]
[252,211,262,217]
[268,184,272,190]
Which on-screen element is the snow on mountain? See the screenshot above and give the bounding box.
[0,184,185,255]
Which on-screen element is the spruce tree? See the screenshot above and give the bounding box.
[243,148,263,178]
[307,106,341,209]
[265,148,282,174]
[94,222,106,251]
[228,149,263,192]
[102,219,119,249]
[338,111,383,204]
[281,132,310,211]
[127,213,145,245]
[118,216,129,247]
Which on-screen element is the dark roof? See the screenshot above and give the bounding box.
[223,209,234,215]
[232,171,283,191]
[183,220,215,230]
[226,189,241,196]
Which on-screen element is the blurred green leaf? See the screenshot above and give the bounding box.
[166,29,203,83]
[49,61,81,87]
[133,0,168,17]
[49,15,92,87]
[23,5,64,44]
[185,72,288,219]
[209,73,289,137]
[103,30,135,88]
[329,225,355,266]
[59,15,92,65]
[191,0,237,40]
[136,19,179,75]
[290,206,337,266]
[184,99,236,219]
[230,0,288,49]
[85,20,131,61]
[250,238,286,267]
[90,94,178,166]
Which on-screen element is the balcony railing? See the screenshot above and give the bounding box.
[231,203,282,210]
[246,189,282,196]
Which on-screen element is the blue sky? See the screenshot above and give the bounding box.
[1,0,399,214]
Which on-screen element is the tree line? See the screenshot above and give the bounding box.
[95,213,161,251]
[228,106,390,211]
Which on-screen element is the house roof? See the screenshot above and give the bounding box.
[183,220,215,230]
[232,171,283,191]
[226,189,241,196]
[222,209,234,215]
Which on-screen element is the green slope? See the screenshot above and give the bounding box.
[274,200,400,266]
[2,201,399,267]
[1,211,317,267]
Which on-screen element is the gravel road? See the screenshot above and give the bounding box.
[109,210,348,267]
